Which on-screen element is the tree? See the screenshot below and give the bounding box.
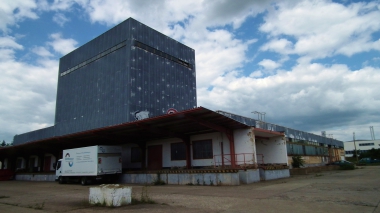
[292,155,305,168]
[1,140,6,147]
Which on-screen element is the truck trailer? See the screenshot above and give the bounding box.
[55,145,122,185]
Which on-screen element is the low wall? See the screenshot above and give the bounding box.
[290,165,339,175]
[238,170,260,184]
[259,169,290,180]
[119,172,241,186]
[15,173,55,181]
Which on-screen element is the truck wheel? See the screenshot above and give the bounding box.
[59,176,64,184]
[81,177,87,186]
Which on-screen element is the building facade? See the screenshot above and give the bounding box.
[344,139,380,157]
[14,18,196,144]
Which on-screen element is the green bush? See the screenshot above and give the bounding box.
[291,155,305,168]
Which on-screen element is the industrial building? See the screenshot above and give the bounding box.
[0,18,344,185]
[344,139,380,157]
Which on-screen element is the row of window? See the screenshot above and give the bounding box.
[60,41,127,77]
[345,150,368,154]
[288,138,324,147]
[287,143,328,156]
[131,140,212,162]
[133,40,193,69]
[358,143,375,146]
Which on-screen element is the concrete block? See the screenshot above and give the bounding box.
[178,173,193,185]
[167,174,179,184]
[260,169,290,180]
[203,173,217,186]
[239,169,260,184]
[192,174,203,185]
[89,184,131,207]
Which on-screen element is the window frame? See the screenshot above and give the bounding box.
[171,142,186,161]
[192,139,213,160]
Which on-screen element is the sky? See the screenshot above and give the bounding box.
[1,0,379,144]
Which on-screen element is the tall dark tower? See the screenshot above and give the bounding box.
[14,18,196,144]
[54,18,197,136]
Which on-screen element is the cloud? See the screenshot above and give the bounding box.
[0,37,58,142]
[31,46,53,58]
[200,63,380,140]
[48,33,78,55]
[52,13,70,26]
[259,0,380,61]
[259,59,281,70]
[0,36,23,49]
[0,0,38,32]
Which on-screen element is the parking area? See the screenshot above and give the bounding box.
[0,166,380,213]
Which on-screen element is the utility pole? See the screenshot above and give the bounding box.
[353,132,358,163]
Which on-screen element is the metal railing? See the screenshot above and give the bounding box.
[213,153,264,168]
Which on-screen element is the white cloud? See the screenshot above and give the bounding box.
[0,38,58,142]
[259,0,380,61]
[0,36,23,49]
[199,62,380,140]
[48,33,78,55]
[259,59,281,70]
[52,13,70,26]
[31,46,53,58]
[0,0,38,32]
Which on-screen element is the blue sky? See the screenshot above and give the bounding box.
[1,0,380,143]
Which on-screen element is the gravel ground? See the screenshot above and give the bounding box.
[0,166,379,213]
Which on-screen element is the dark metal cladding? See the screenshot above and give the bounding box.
[14,18,197,145]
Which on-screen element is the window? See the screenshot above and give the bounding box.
[131,147,142,163]
[359,143,374,146]
[171,142,186,161]
[192,139,213,159]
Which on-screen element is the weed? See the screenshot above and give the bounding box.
[203,181,206,186]
[217,180,222,186]
[315,174,323,177]
[209,179,214,186]
[186,182,194,185]
[131,186,156,204]
[152,173,166,185]
[196,179,200,185]
[0,196,10,199]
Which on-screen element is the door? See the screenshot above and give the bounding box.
[44,156,51,171]
[147,145,162,170]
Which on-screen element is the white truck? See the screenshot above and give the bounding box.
[55,145,122,185]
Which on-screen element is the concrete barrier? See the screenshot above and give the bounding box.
[15,173,55,181]
[89,184,131,207]
[259,169,290,180]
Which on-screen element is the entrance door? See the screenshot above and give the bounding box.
[147,145,162,170]
[44,156,51,171]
